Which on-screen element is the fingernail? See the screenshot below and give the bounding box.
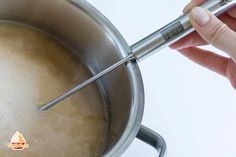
[190,7,211,26]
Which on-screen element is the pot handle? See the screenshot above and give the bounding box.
[136,125,166,157]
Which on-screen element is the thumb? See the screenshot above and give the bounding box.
[189,7,236,62]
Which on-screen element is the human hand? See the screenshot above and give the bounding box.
[171,0,236,89]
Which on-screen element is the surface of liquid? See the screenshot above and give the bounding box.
[0,23,107,157]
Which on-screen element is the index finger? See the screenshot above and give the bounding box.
[184,0,236,17]
[184,0,206,13]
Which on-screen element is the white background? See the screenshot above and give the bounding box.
[87,0,236,157]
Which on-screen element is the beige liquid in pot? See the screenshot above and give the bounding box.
[0,23,107,157]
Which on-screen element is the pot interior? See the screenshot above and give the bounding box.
[0,0,144,156]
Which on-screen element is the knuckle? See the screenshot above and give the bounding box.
[207,23,229,44]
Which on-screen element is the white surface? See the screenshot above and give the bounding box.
[87,0,236,157]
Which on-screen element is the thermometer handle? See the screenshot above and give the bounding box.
[132,0,236,61]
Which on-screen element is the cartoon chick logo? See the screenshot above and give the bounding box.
[7,131,29,151]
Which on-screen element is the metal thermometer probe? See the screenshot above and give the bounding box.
[40,0,236,112]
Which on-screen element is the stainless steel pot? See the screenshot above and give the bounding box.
[0,0,235,156]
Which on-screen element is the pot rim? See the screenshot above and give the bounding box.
[69,0,145,156]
